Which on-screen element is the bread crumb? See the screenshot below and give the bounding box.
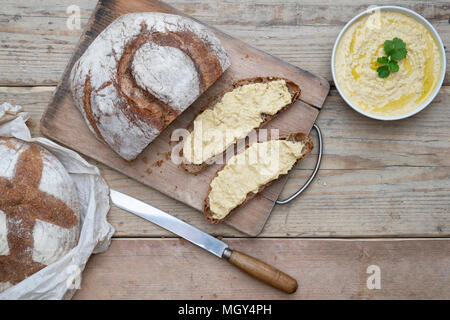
[146,168,152,175]
[153,160,163,167]
[27,119,36,129]
[165,152,170,160]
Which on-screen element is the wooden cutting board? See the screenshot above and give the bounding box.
[40,0,329,236]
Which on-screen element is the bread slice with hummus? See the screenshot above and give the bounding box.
[203,132,313,223]
[181,77,301,173]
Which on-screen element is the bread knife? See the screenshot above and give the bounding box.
[110,189,298,294]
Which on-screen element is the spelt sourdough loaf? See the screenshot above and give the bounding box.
[70,13,230,161]
[181,77,301,173]
[0,138,80,293]
[204,133,313,223]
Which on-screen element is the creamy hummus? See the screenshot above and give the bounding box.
[334,11,442,117]
[208,139,304,220]
[183,80,292,165]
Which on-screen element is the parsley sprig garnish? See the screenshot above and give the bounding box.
[376,37,407,78]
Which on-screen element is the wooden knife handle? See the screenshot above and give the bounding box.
[223,249,298,294]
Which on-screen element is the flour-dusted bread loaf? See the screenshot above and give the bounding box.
[204,133,313,223]
[70,12,230,161]
[0,138,80,293]
[181,77,301,173]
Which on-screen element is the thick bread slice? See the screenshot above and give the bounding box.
[181,77,301,173]
[203,132,313,224]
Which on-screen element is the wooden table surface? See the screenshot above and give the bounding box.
[1,0,449,299]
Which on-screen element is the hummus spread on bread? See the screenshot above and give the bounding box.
[208,139,304,220]
[183,80,292,165]
[334,11,442,117]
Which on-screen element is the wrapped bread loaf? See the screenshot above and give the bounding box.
[0,138,80,292]
[70,12,230,160]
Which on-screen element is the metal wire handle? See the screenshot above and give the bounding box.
[276,123,323,205]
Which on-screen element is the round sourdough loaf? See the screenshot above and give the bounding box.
[0,138,80,293]
[70,12,230,161]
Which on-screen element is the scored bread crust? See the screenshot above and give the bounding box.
[203,132,313,224]
[70,13,230,161]
[0,138,80,291]
[181,77,301,173]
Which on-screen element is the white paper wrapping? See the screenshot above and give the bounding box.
[0,102,115,300]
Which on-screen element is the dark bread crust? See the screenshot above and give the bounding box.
[70,13,230,161]
[181,77,301,173]
[203,132,313,224]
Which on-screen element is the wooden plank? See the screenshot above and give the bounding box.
[0,0,448,86]
[275,167,450,237]
[1,86,449,237]
[3,86,450,170]
[39,0,329,236]
[106,165,450,238]
[73,238,450,299]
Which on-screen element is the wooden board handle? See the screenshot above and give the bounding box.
[224,249,298,294]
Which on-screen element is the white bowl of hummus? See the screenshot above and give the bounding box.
[332,6,446,120]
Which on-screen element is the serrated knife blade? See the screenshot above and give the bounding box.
[110,189,228,258]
